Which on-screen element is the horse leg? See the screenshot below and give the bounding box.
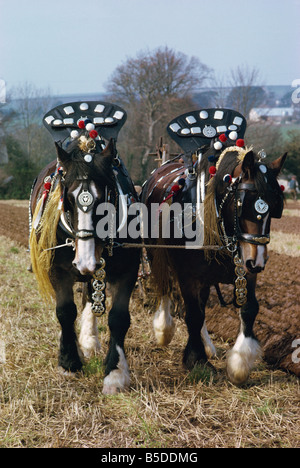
[180,281,210,369]
[227,276,261,385]
[79,301,101,359]
[53,269,83,373]
[77,282,101,358]
[201,320,217,359]
[102,274,136,395]
[152,295,216,357]
[153,296,176,346]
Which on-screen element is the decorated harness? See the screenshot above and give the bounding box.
[39,101,138,243]
[163,108,279,306]
[31,101,138,316]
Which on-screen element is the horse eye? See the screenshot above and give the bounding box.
[65,192,75,211]
[67,193,74,204]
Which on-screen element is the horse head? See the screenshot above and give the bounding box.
[212,147,286,274]
[55,138,116,276]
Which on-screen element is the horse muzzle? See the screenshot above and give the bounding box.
[240,241,269,275]
[245,259,266,274]
[72,258,97,276]
[72,235,96,275]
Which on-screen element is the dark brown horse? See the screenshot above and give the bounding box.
[30,102,140,394]
[141,140,286,385]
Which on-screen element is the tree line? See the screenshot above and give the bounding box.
[0,46,299,199]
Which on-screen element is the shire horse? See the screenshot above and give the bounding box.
[30,102,140,394]
[141,108,286,385]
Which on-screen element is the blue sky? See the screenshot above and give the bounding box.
[1,0,300,95]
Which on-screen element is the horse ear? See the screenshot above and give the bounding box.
[101,138,116,161]
[241,150,255,178]
[55,142,70,164]
[269,153,287,176]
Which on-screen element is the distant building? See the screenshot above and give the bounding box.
[249,107,294,122]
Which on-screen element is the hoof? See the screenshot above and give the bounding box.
[226,351,251,386]
[102,369,130,395]
[153,299,176,347]
[102,345,130,395]
[80,339,101,359]
[226,335,261,386]
[102,384,123,395]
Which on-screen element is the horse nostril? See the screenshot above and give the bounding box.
[72,259,97,275]
[246,259,263,274]
[246,259,255,270]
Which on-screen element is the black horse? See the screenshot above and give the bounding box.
[30,102,140,394]
[141,109,286,385]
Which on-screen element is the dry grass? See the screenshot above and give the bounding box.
[269,232,300,256]
[0,236,299,448]
[282,209,300,218]
[0,200,29,209]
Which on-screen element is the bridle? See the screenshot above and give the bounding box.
[216,175,271,253]
[59,175,118,245]
[213,173,272,306]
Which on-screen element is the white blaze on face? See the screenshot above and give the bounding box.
[72,182,98,275]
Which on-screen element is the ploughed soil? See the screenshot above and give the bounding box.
[0,200,299,377]
[0,202,29,248]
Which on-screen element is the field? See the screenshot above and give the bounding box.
[0,200,299,448]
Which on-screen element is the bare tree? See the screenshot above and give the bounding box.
[9,82,54,163]
[226,65,267,118]
[209,65,267,118]
[106,47,211,180]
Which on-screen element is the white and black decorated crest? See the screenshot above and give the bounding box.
[43,101,127,143]
[167,108,247,152]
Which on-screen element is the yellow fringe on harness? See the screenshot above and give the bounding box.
[30,184,62,302]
